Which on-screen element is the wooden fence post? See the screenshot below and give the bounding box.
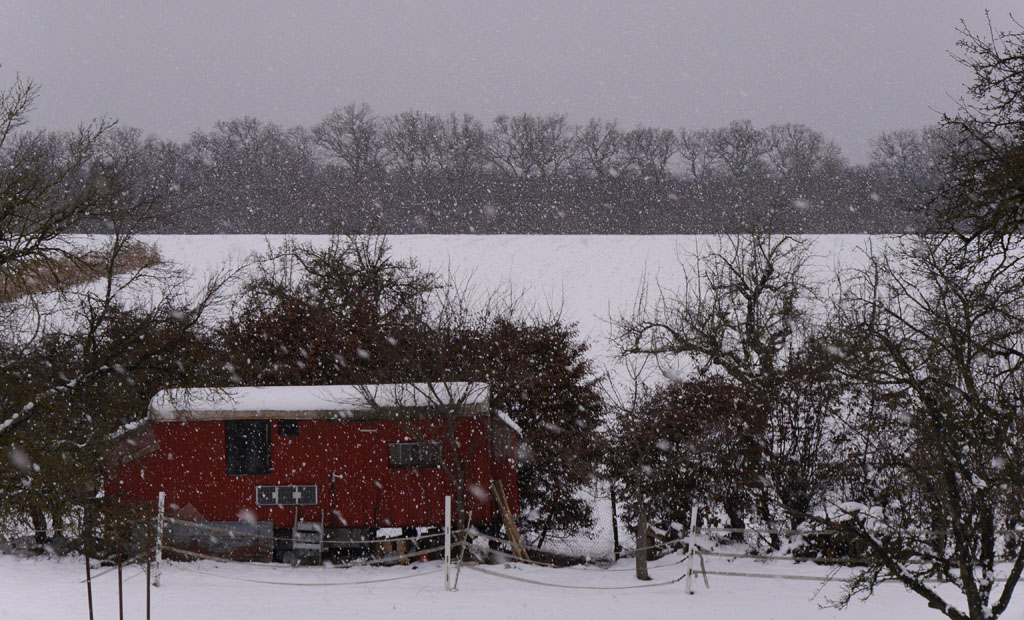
[84,545,94,620]
[452,510,472,591]
[154,491,164,587]
[117,554,124,620]
[685,504,698,595]
[444,495,452,591]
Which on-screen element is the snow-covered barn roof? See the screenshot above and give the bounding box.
[147,382,519,434]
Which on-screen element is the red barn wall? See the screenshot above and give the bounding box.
[108,417,517,529]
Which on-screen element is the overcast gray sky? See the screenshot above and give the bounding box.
[0,1,1018,161]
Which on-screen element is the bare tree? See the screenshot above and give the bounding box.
[0,69,37,150]
[869,126,951,187]
[822,235,1024,620]
[765,123,843,184]
[433,113,488,182]
[938,14,1024,237]
[487,113,576,179]
[0,71,116,288]
[0,225,237,543]
[0,72,238,531]
[616,232,816,385]
[615,231,844,542]
[312,103,384,183]
[185,117,320,232]
[677,128,721,187]
[710,120,769,180]
[574,118,626,179]
[869,129,929,179]
[622,127,677,183]
[381,111,445,175]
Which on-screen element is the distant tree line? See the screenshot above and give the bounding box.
[72,108,953,235]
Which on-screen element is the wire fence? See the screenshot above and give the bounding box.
[73,496,1024,620]
[150,490,1017,571]
[73,482,1022,614]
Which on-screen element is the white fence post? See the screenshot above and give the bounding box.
[444,495,452,591]
[685,504,698,595]
[154,491,165,588]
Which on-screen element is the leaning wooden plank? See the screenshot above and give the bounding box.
[491,480,530,562]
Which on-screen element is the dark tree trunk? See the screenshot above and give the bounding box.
[51,511,65,541]
[635,499,650,581]
[756,493,781,550]
[724,497,746,543]
[30,507,48,545]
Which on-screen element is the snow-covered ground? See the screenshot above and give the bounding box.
[4,551,1015,620]
[143,234,873,368]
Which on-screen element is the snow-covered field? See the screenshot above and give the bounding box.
[144,234,872,367]
[4,551,1016,620]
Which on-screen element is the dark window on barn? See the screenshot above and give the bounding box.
[277,419,299,436]
[225,420,271,475]
[388,442,440,468]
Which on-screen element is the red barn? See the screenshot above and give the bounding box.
[107,382,520,562]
